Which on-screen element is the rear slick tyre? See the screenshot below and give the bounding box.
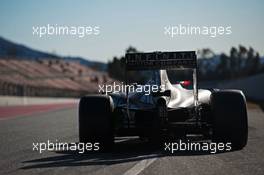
[211,90,248,150]
[79,95,114,151]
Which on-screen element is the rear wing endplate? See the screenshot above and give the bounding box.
[125,51,197,70]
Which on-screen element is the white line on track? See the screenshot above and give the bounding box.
[123,158,157,175]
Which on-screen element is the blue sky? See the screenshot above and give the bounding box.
[0,0,263,62]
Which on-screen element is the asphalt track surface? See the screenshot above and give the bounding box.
[0,103,264,175]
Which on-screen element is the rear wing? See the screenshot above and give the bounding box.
[125,51,199,112]
[125,51,197,70]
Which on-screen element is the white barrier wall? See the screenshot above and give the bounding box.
[0,96,78,106]
[216,73,264,101]
[201,73,264,102]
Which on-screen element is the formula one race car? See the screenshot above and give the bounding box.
[79,51,248,151]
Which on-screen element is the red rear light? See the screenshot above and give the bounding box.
[180,80,191,86]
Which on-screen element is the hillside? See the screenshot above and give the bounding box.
[0,36,107,71]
